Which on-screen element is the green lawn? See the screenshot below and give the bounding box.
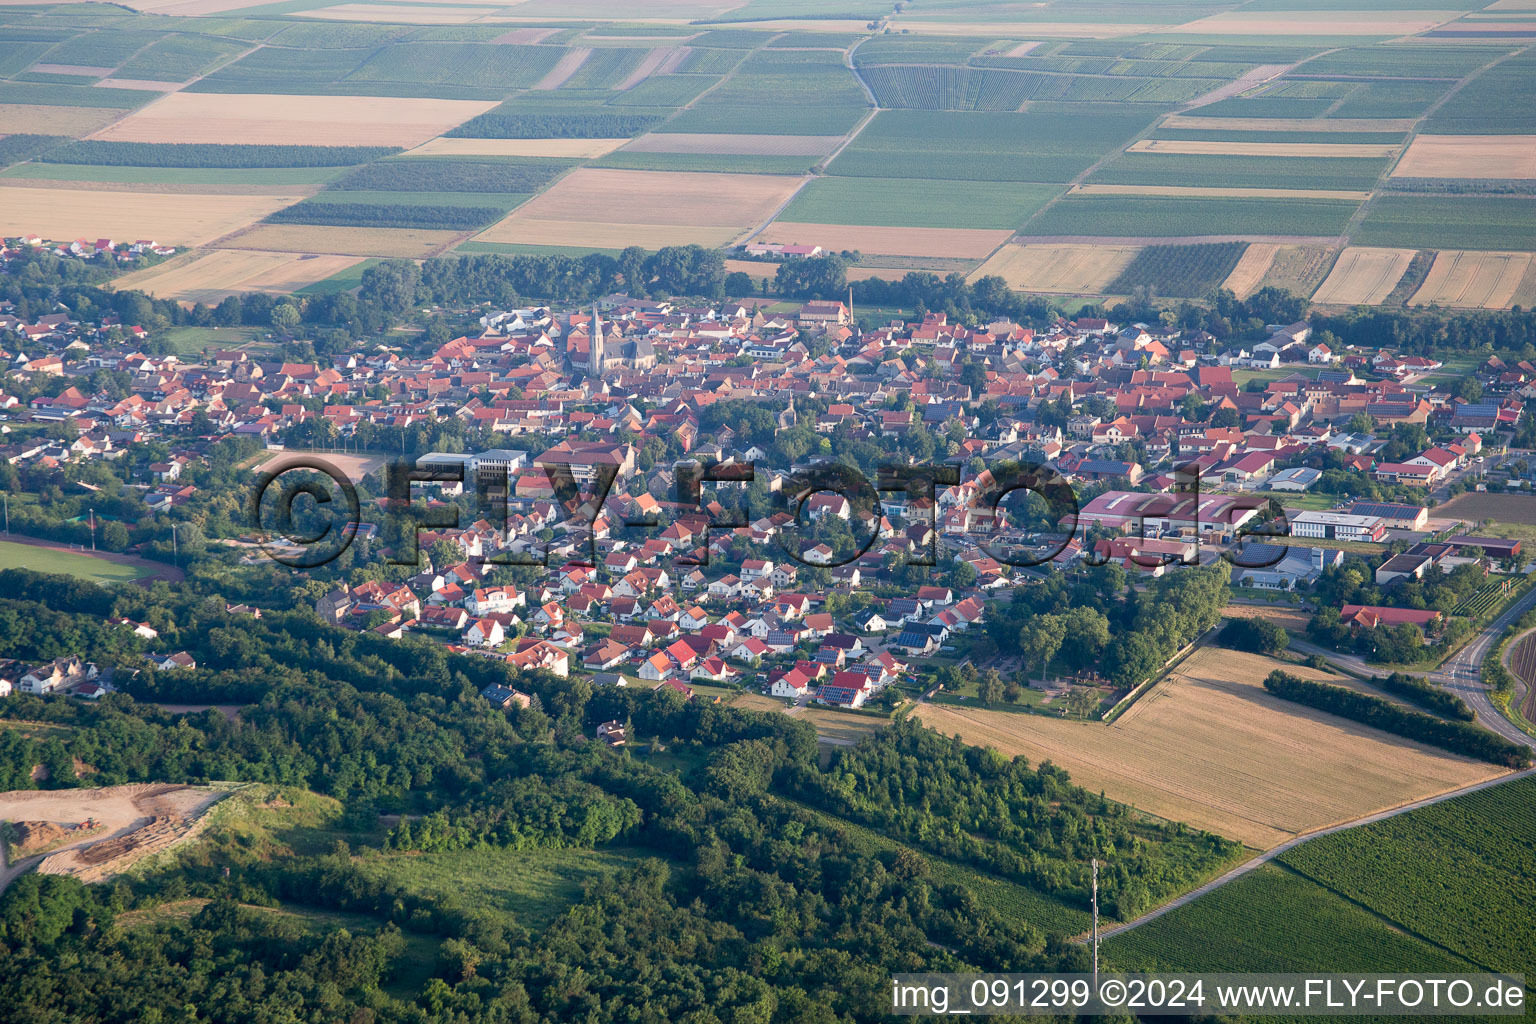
[0,539,150,583]
[353,845,655,932]
[156,326,266,355]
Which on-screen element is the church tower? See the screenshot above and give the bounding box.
[588,303,605,376]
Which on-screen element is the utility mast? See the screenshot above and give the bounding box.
[1091,858,1100,987]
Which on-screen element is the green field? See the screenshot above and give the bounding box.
[1088,153,1388,191]
[829,108,1158,183]
[1024,195,1360,237]
[663,102,868,135]
[592,151,819,175]
[157,325,267,355]
[1108,777,1536,979]
[1353,196,1536,250]
[778,176,1061,229]
[1107,863,1479,973]
[354,845,655,932]
[0,539,150,583]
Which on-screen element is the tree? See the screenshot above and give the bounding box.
[1018,614,1066,683]
[270,303,301,332]
[978,669,1005,705]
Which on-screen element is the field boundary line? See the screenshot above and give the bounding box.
[1088,766,1536,943]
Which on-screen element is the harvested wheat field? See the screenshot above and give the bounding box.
[215,224,461,258]
[1409,250,1535,308]
[406,136,628,158]
[1222,242,1281,298]
[0,186,302,247]
[757,221,1008,260]
[1310,246,1417,305]
[1163,11,1462,35]
[0,103,124,136]
[624,133,843,156]
[914,648,1504,850]
[1162,116,1417,134]
[90,93,498,147]
[1393,135,1536,179]
[1070,183,1372,201]
[1129,139,1401,159]
[1221,604,1312,633]
[969,242,1140,292]
[476,167,805,249]
[0,783,228,891]
[115,249,365,303]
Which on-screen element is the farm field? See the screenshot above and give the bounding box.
[828,108,1159,183]
[213,223,463,258]
[0,538,152,584]
[776,177,1060,230]
[1161,115,1418,133]
[968,243,1142,293]
[1309,246,1417,305]
[755,222,1010,260]
[1277,777,1536,978]
[0,164,343,186]
[88,93,499,147]
[1022,195,1360,238]
[1106,863,1481,973]
[1070,183,1372,201]
[1105,241,1248,297]
[112,248,365,303]
[1353,196,1536,250]
[912,647,1506,850]
[474,167,805,250]
[0,185,302,246]
[1393,135,1536,179]
[1437,491,1536,526]
[0,103,124,135]
[403,137,629,159]
[1086,153,1389,192]
[1221,241,1280,297]
[1409,250,1536,308]
[1126,138,1401,159]
[620,132,843,156]
[1257,243,1337,296]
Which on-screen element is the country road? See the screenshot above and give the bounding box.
[1091,766,1536,942]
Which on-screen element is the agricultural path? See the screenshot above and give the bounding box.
[1091,765,1536,942]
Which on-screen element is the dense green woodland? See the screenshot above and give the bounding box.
[0,567,1238,1022]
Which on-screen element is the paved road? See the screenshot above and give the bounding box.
[1092,766,1536,942]
[1431,583,1536,748]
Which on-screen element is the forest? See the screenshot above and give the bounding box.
[0,566,1130,1020]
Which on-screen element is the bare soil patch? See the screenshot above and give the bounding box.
[1310,246,1417,305]
[1162,11,1463,35]
[1437,491,1536,526]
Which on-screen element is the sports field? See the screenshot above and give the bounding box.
[0,538,153,584]
[913,648,1504,850]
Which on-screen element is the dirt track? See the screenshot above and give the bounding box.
[0,783,226,890]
